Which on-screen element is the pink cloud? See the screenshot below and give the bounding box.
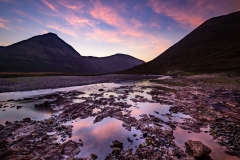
[148,0,204,28]
[90,0,124,27]
[86,28,121,43]
[35,1,96,29]
[64,12,97,28]
[57,0,85,11]
[148,0,240,29]
[89,1,145,38]
[46,23,76,37]
[0,18,10,30]
[17,19,22,23]
[41,0,56,11]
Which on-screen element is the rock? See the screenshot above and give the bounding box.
[90,153,98,159]
[143,133,148,138]
[5,121,11,125]
[110,140,123,150]
[17,106,22,109]
[98,89,104,91]
[62,140,81,156]
[0,124,4,130]
[23,117,31,123]
[46,119,54,124]
[185,140,212,158]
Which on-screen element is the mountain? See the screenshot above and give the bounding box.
[0,47,5,51]
[124,11,240,75]
[0,33,144,73]
[84,54,144,73]
[0,33,95,73]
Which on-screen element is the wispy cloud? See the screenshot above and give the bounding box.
[14,9,42,24]
[57,0,85,11]
[46,23,76,37]
[41,0,56,11]
[0,0,17,4]
[0,18,10,30]
[148,0,204,28]
[89,1,145,37]
[86,28,121,43]
[148,0,240,29]
[64,12,98,28]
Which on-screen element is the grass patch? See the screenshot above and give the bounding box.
[150,79,187,87]
[153,86,177,92]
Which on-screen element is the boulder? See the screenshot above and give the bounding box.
[185,140,211,158]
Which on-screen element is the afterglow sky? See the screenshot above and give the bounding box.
[0,0,240,62]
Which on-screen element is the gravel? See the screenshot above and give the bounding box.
[0,74,160,93]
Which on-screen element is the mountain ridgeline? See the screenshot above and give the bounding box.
[0,33,144,73]
[124,11,240,74]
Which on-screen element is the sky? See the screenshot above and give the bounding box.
[0,0,240,62]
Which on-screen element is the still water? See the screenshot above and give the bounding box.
[0,80,238,159]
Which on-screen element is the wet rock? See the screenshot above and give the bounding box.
[0,124,4,131]
[5,121,11,125]
[23,117,31,123]
[16,106,22,109]
[79,139,84,146]
[90,153,98,159]
[110,140,123,150]
[143,133,148,138]
[62,140,81,156]
[225,150,240,158]
[185,140,212,158]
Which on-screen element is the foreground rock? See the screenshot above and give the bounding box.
[185,140,212,158]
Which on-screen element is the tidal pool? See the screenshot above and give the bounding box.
[0,80,238,159]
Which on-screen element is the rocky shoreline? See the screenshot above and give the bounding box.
[0,74,239,159]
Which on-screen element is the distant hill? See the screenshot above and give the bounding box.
[84,54,144,73]
[124,11,240,75]
[0,47,5,51]
[0,33,144,73]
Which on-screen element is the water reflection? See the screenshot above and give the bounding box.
[0,99,57,125]
[67,117,143,159]
[174,127,239,160]
[0,80,238,159]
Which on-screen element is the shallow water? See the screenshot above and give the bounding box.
[0,80,238,159]
[64,117,144,159]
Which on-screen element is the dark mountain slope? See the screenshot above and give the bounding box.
[124,11,240,74]
[0,47,5,51]
[0,33,95,73]
[0,33,144,73]
[84,53,144,73]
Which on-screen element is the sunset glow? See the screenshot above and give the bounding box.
[0,0,239,61]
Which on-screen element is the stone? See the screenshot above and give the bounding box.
[185,140,212,158]
[143,133,148,138]
[17,106,22,109]
[90,153,98,159]
[110,140,123,150]
[23,117,31,123]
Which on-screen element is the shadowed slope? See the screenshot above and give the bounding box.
[0,33,94,73]
[124,11,240,75]
[84,53,144,73]
[0,33,144,73]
